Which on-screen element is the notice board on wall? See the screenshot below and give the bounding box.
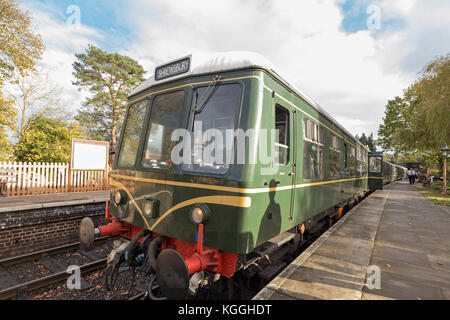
[71,139,109,170]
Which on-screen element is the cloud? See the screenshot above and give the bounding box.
[119,0,420,137]
[20,1,103,116]
[18,0,450,139]
[374,0,450,77]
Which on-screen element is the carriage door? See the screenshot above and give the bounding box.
[368,152,383,190]
[273,103,295,221]
[344,143,348,178]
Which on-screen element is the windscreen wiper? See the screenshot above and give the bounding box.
[193,75,222,114]
[191,75,222,130]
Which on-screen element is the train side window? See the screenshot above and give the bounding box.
[329,134,341,178]
[370,157,382,173]
[303,118,323,180]
[349,146,356,176]
[275,105,290,165]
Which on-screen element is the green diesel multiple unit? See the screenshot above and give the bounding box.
[81,53,406,299]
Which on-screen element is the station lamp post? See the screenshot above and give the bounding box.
[440,144,449,195]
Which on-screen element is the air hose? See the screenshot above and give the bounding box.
[125,230,148,266]
[144,236,163,274]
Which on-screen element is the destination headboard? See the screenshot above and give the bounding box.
[155,56,191,81]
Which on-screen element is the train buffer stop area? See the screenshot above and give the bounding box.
[254,180,450,300]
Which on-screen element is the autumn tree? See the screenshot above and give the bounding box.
[378,54,450,167]
[0,0,44,159]
[0,92,16,160]
[15,114,84,163]
[0,0,44,86]
[8,69,63,138]
[72,45,145,152]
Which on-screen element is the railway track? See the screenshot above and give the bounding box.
[0,258,107,300]
[0,237,110,268]
[0,237,112,300]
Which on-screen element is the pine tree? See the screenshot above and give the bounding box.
[72,45,146,152]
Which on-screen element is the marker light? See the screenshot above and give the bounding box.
[143,201,153,217]
[190,204,210,225]
[114,190,127,205]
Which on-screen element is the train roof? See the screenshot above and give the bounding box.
[384,160,408,170]
[130,51,368,150]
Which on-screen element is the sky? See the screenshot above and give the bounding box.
[19,0,450,138]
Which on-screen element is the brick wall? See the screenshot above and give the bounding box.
[0,202,107,259]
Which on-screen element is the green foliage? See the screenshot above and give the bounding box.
[419,189,449,207]
[429,180,449,192]
[0,91,16,129]
[14,114,84,163]
[73,45,145,151]
[0,0,44,86]
[356,133,376,152]
[0,128,14,161]
[378,54,450,168]
[0,92,16,160]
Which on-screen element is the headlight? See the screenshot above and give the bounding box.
[114,190,127,205]
[190,204,210,225]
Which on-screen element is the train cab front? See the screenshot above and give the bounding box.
[77,55,260,299]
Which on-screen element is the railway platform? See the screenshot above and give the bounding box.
[254,181,450,300]
[0,191,109,213]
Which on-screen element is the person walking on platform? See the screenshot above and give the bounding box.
[407,168,416,185]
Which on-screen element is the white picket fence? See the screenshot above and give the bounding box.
[0,161,110,196]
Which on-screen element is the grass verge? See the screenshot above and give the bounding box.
[417,185,450,207]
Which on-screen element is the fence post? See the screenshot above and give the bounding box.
[68,162,72,192]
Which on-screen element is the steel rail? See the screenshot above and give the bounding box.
[0,236,112,268]
[128,291,147,301]
[0,258,107,300]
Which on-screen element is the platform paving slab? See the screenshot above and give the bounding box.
[254,187,389,300]
[254,181,450,300]
[362,270,444,300]
[0,191,109,212]
[427,254,450,272]
[443,289,450,300]
[372,244,431,268]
